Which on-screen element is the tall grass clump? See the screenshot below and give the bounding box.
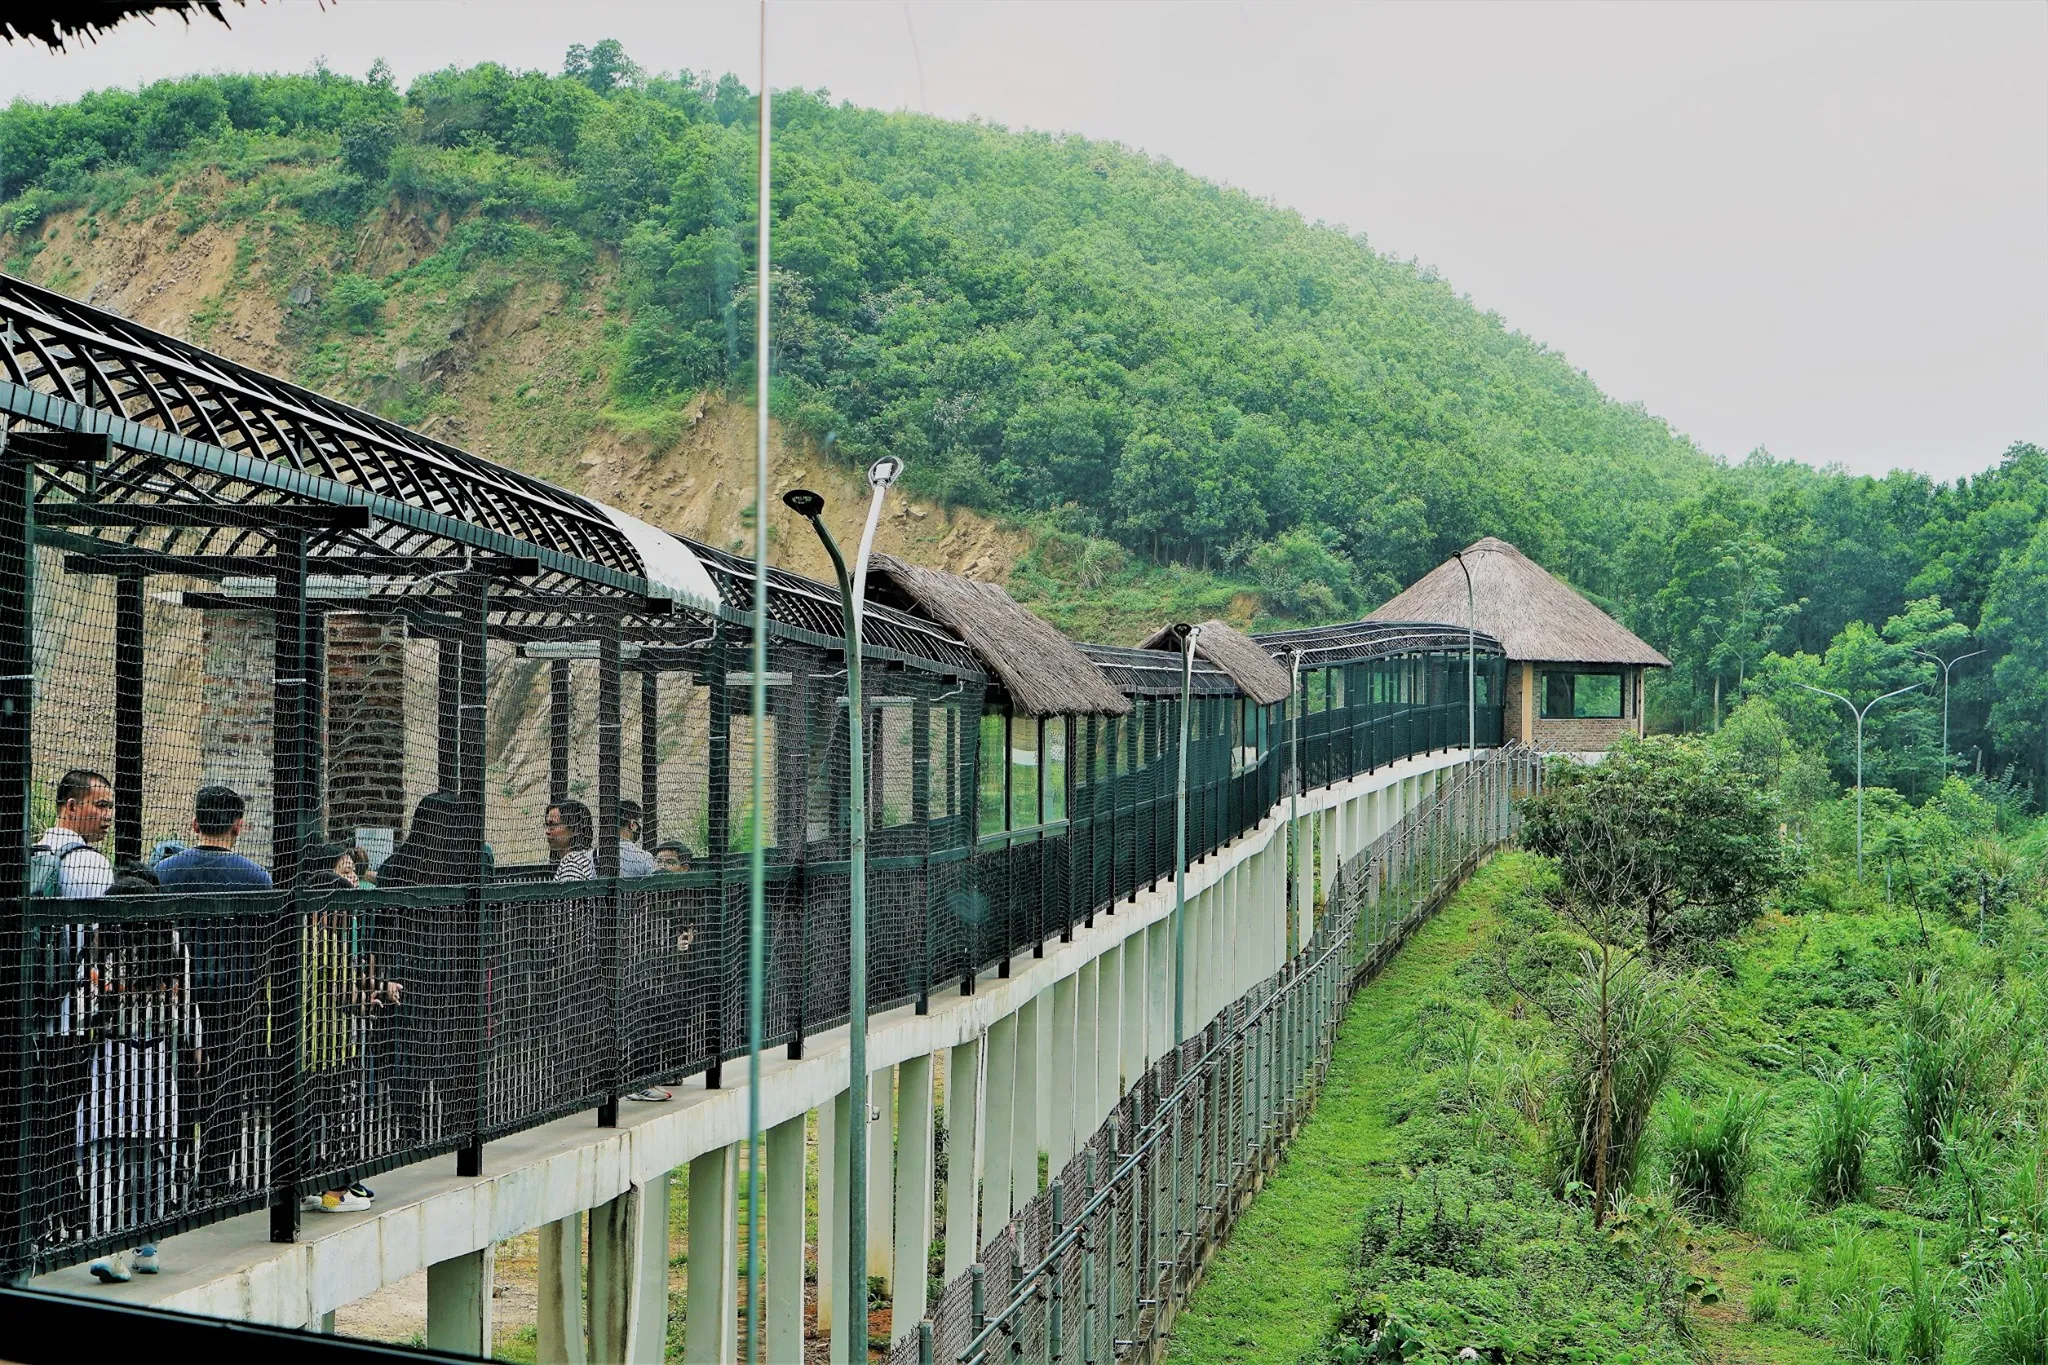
[1898,1235,1951,1364]
[1971,1249,2048,1363]
[1662,1089,1764,1219]
[1553,955,1688,1211]
[1808,1065,1882,1207]
[1899,971,2002,1181]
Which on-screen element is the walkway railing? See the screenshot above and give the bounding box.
[912,744,1542,1365]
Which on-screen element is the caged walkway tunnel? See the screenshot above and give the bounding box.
[0,272,1533,1362]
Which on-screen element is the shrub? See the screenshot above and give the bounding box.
[324,272,385,333]
[1808,1066,1881,1207]
[1662,1089,1764,1219]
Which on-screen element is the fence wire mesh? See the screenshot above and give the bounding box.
[916,745,1541,1365]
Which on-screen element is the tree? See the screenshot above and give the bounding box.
[1982,522,2048,806]
[1519,736,1791,1223]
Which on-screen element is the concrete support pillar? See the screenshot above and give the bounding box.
[589,1175,671,1365]
[868,1065,896,1292]
[537,1212,587,1365]
[767,1115,807,1365]
[1074,959,1099,1147]
[1319,807,1338,902]
[1096,942,1122,1126]
[1294,809,1314,948]
[1050,973,1079,1167]
[981,1011,1017,1248]
[893,1053,936,1345]
[1148,919,1170,1056]
[679,1152,734,1365]
[1120,923,1146,1092]
[1034,986,1053,1164]
[944,1038,982,1281]
[821,1091,852,1359]
[426,1246,494,1357]
[318,1311,336,1334]
[1012,993,1042,1205]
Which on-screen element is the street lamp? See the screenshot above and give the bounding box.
[1798,681,1923,878]
[1170,621,1200,1044]
[1911,647,1984,764]
[1450,550,1478,850]
[1280,647,1303,954]
[783,454,903,1350]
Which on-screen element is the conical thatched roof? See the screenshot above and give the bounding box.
[867,554,1131,716]
[1366,538,1670,667]
[1136,619,1294,705]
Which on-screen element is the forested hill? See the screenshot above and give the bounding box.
[1,47,2043,786]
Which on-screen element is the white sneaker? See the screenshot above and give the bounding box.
[133,1244,159,1274]
[88,1251,131,1283]
[313,1190,373,1213]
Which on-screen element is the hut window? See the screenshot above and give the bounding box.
[1010,715,1041,829]
[1541,669,1624,720]
[978,710,1006,836]
[1044,719,1068,824]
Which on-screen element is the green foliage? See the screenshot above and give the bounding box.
[1971,1250,2048,1364]
[1806,1065,1881,1207]
[1520,734,1793,959]
[1661,1089,1763,1220]
[323,272,385,333]
[1551,954,1690,1211]
[1899,1235,1952,1364]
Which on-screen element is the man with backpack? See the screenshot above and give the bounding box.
[32,768,115,899]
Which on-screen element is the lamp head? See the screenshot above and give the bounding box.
[782,488,826,519]
[867,456,904,490]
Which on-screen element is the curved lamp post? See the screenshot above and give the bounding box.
[1170,621,1200,1045]
[1280,647,1303,954]
[1450,550,1478,849]
[1911,646,1984,764]
[783,455,903,1351]
[1798,681,1923,878]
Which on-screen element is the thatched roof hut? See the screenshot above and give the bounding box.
[866,554,1131,717]
[1136,619,1294,705]
[1366,538,1668,667]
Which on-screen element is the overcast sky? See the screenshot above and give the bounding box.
[5,1,2043,482]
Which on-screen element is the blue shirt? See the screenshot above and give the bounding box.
[155,846,274,891]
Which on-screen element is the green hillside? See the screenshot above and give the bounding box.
[1,46,2042,785]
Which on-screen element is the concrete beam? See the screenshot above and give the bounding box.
[590,1174,669,1365]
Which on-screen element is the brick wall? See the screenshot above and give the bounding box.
[325,613,408,844]
[1530,714,1638,752]
[199,609,275,861]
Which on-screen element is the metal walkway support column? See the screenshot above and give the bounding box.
[868,1065,896,1292]
[943,1038,981,1282]
[537,1212,586,1364]
[683,1150,736,1365]
[426,1246,494,1357]
[980,1011,1018,1248]
[892,1053,936,1345]
[767,1115,807,1365]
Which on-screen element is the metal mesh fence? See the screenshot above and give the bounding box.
[922,745,1542,1365]
[0,398,1508,1285]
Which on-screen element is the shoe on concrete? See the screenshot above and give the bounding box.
[347,1182,375,1201]
[133,1244,159,1275]
[313,1190,372,1213]
[88,1251,132,1283]
[626,1086,672,1102]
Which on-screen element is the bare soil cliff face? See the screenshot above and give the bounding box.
[14,195,1027,590]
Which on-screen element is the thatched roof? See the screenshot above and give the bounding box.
[1136,620,1294,705]
[4,1,239,50]
[867,554,1131,716]
[1365,537,1670,666]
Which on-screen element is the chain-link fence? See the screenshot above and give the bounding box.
[914,744,1542,1365]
